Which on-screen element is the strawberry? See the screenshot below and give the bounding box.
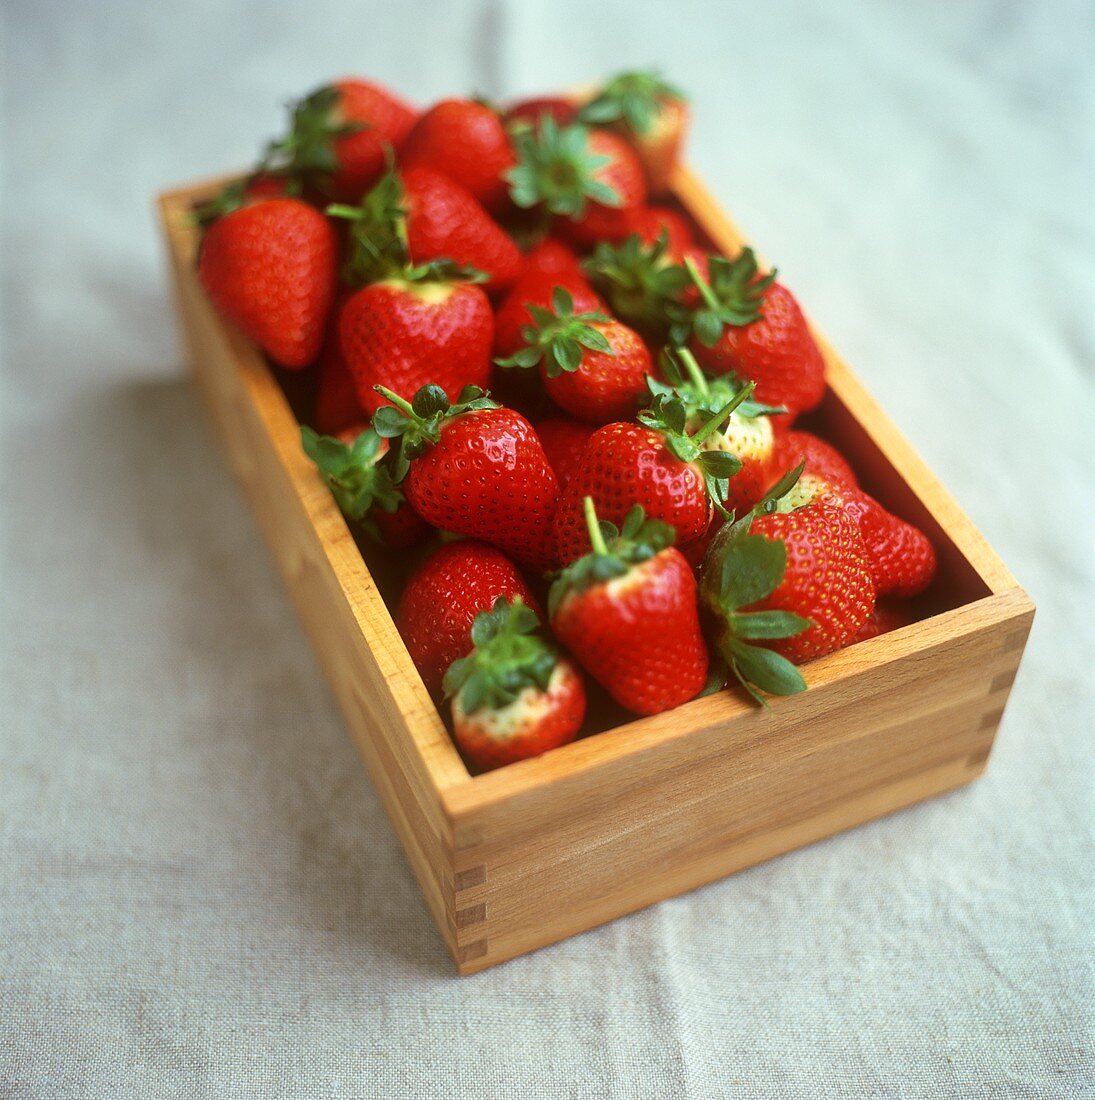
[582,230,692,339]
[700,467,875,701]
[684,249,826,418]
[497,287,652,423]
[266,79,416,202]
[550,501,708,715]
[339,270,493,417]
[330,168,522,295]
[492,269,603,361]
[506,117,647,246]
[443,598,585,771]
[533,417,597,489]
[625,205,694,255]
[300,424,427,549]
[311,292,367,435]
[505,96,579,132]
[397,541,540,696]
[852,599,914,644]
[552,385,752,564]
[520,238,584,281]
[578,70,689,194]
[399,99,515,212]
[197,197,337,369]
[375,385,560,572]
[776,429,858,490]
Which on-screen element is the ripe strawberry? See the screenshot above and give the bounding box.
[443,598,585,771]
[520,238,583,281]
[397,541,540,696]
[492,269,603,361]
[550,501,708,715]
[625,205,694,255]
[579,70,689,195]
[852,599,914,644]
[197,197,337,369]
[684,249,826,418]
[339,273,493,416]
[533,417,597,489]
[582,230,692,339]
[376,385,560,571]
[311,292,367,435]
[399,99,515,212]
[700,467,875,701]
[506,118,647,246]
[552,386,752,564]
[497,287,652,423]
[300,424,427,549]
[776,429,858,489]
[267,79,416,202]
[505,96,579,132]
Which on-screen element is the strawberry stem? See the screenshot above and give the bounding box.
[690,381,756,445]
[583,496,609,556]
[373,385,416,418]
[674,347,710,396]
[683,255,721,313]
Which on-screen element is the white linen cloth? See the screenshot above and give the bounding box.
[2,1,1092,1095]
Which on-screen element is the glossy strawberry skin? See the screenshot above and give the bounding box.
[405,408,561,572]
[492,270,603,361]
[328,79,417,201]
[541,320,653,424]
[561,130,648,247]
[453,658,585,772]
[402,168,522,293]
[750,500,876,663]
[702,412,781,517]
[625,204,693,256]
[690,281,826,418]
[399,99,515,212]
[554,423,711,564]
[533,418,597,489]
[340,279,493,416]
[776,430,858,489]
[396,540,539,697]
[198,198,337,369]
[852,599,914,644]
[552,548,708,715]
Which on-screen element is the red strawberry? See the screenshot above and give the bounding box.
[533,417,597,488]
[552,386,750,564]
[507,118,647,247]
[300,424,427,549]
[852,599,914,644]
[776,430,858,489]
[685,249,826,418]
[339,275,493,416]
[443,598,585,771]
[198,198,337,369]
[550,501,708,715]
[520,238,583,281]
[700,468,875,700]
[402,168,522,293]
[311,293,366,435]
[269,79,416,202]
[505,96,579,131]
[623,205,693,256]
[578,70,689,195]
[400,99,515,212]
[376,385,560,572]
[497,287,653,423]
[492,269,603,361]
[397,541,540,696]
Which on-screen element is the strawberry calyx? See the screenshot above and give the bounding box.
[682,250,776,348]
[699,462,811,704]
[442,597,558,713]
[372,383,499,480]
[506,116,622,219]
[300,424,405,541]
[578,70,687,135]
[651,347,786,423]
[582,231,691,336]
[548,499,676,619]
[494,286,614,376]
[189,173,301,225]
[263,84,366,182]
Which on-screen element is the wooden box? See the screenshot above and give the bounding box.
[158,168,1033,974]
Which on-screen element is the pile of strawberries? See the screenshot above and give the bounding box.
[195,71,937,772]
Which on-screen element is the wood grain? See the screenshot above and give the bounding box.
[158,165,1034,975]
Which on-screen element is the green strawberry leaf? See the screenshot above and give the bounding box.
[730,610,812,640]
[726,640,807,698]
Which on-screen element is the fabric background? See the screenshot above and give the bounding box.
[2,1,1093,1096]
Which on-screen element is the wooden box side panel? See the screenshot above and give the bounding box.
[157,190,468,951]
[448,592,1033,972]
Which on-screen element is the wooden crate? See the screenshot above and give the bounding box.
[158,169,1033,974]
